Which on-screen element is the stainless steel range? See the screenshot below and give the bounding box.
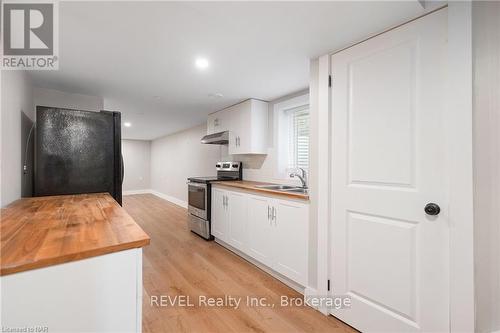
[187,161,242,240]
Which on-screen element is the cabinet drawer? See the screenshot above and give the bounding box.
[188,215,210,240]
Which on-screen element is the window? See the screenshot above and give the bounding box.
[286,105,309,170]
[274,94,310,179]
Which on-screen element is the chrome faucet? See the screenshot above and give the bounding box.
[290,168,308,188]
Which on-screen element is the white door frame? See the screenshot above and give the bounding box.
[314,3,474,331]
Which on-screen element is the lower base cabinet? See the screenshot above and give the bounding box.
[272,199,309,285]
[247,195,275,268]
[227,191,247,251]
[212,186,309,286]
[211,188,228,240]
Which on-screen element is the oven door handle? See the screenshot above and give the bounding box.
[187,182,207,189]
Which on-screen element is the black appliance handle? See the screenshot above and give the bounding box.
[121,154,124,185]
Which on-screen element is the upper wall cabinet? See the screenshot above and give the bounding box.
[207,99,268,155]
[207,107,232,134]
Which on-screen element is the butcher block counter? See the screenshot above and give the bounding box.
[211,180,309,200]
[0,192,150,276]
[1,193,150,332]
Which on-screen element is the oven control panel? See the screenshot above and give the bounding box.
[216,161,241,171]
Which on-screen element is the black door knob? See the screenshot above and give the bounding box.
[424,203,440,216]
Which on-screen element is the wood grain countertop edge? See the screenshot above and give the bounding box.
[211,181,309,201]
[0,238,150,276]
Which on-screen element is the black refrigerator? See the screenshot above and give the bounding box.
[34,106,123,205]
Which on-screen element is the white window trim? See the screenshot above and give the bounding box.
[273,93,309,180]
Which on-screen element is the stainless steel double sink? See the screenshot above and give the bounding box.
[255,184,308,194]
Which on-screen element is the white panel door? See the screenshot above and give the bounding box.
[246,194,274,267]
[227,191,247,251]
[211,188,228,241]
[330,9,449,332]
[273,199,309,286]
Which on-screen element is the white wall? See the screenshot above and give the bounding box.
[33,87,103,112]
[122,140,151,192]
[1,71,34,207]
[472,2,500,332]
[150,124,221,205]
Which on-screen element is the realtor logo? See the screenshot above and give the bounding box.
[1,1,59,70]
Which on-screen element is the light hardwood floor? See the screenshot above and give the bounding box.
[123,194,356,333]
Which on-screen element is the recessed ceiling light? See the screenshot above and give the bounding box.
[195,57,209,70]
[124,122,132,127]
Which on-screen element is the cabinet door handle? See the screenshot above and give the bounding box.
[267,205,271,222]
[237,136,240,146]
[272,207,276,225]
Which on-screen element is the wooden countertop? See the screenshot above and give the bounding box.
[211,180,309,200]
[0,193,150,276]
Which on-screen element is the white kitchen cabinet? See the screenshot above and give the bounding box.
[207,113,217,134]
[207,99,268,155]
[226,191,247,251]
[228,99,268,155]
[207,107,232,134]
[272,199,309,286]
[211,186,309,286]
[246,194,274,267]
[211,188,228,240]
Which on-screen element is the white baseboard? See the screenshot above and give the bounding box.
[123,189,152,196]
[304,287,329,315]
[150,190,188,209]
[213,239,327,315]
[214,238,305,295]
[304,287,318,305]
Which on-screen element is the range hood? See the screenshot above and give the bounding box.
[201,131,229,145]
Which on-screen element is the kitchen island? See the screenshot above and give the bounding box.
[0,193,150,332]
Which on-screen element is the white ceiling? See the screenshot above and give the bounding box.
[30,1,432,140]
